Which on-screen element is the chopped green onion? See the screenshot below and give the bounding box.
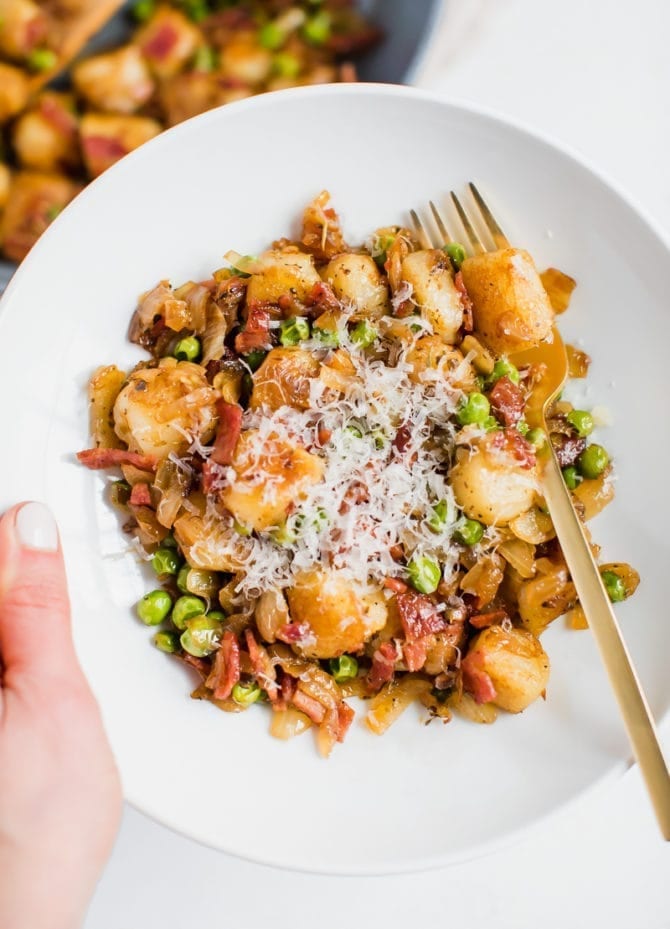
[328,655,359,682]
[280,316,310,346]
[174,336,201,362]
[350,319,378,348]
[454,519,484,546]
[566,409,594,437]
[444,242,466,270]
[137,590,172,626]
[407,554,441,594]
[232,681,263,707]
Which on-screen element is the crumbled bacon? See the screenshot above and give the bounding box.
[552,434,586,468]
[306,281,342,315]
[392,423,412,453]
[244,629,278,701]
[292,688,326,724]
[383,576,409,594]
[366,640,399,691]
[271,670,297,711]
[403,639,428,672]
[179,652,210,678]
[276,622,313,645]
[461,652,497,704]
[490,428,537,469]
[454,271,474,332]
[129,482,152,507]
[39,97,78,136]
[316,423,332,447]
[234,301,272,354]
[396,591,446,641]
[81,135,127,163]
[210,399,242,466]
[389,545,405,562]
[77,448,158,472]
[336,702,355,742]
[201,460,228,494]
[469,610,508,630]
[141,23,179,61]
[205,630,240,701]
[489,375,525,426]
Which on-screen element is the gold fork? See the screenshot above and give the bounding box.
[411,184,670,840]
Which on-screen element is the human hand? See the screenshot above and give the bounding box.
[0,502,122,929]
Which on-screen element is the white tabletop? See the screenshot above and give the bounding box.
[85,1,670,925]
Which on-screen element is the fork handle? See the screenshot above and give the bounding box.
[542,449,670,839]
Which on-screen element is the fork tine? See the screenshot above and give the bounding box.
[450,191,486,254]
[409,209,432,249]
[429,200,452,246]
[468,182,511,249]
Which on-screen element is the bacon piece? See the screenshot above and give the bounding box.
[292,688,326,724]
[39,97,78,137]
[490,428,537,469]
[403,639,428,672]
[552,434,586,468]
[234,301,272,354]
[270,669,297,711]
[366,640,399,691]
[383,576,409,594]
[396,591,446,641]
[129,482,152,507]
[201,460,227,494]
[205,630,240,701]
[325,24,383,56]
[77,448,158,472]
[210,399,242,466]
[141,23,179,61]
[306,281,342,314]
[316,423,332,447]
[461,652,497,704]
[245,629,278,700]
[392,423,412,453]
[180,652,210,677]
[336,702,355,742]
[489,375,525,426]
[276,622,313,645]
[389,545,405,562]
[81,134,127,164]
[454,271,474,332]
[469,610,508,630]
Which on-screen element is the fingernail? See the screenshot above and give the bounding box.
[15,502,59,552]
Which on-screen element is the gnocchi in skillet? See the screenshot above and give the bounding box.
[77,192,637,756]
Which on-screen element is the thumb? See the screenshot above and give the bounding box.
[0,502,79,687]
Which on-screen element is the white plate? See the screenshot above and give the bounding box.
[1,85,668,874]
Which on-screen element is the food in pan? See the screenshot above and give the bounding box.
[77,192,638,755]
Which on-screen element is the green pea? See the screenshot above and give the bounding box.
[488,358,520,386]
[517,420,530,436]
[601,570,626,603]
[562,466,582,490]
[577,444,610,479]
[313,326,339,347]
[192,45,217,72]
[328,655,359,682]
[444,242,467,270]
[137,590,173,626]
[428,499,452,533]
[153,631,180,654]
[456,391,490,426]
[171,595,206,631]
[174,336,201,362]
[161,533,177,549]
[178,0,208,21]
[244,349,267,371]
[110,480,131,507]
[180,614,222,657]
[259,21,285,49]
[566,409,594,437]
[132,0,156,20]
[207,610,227,623]
[526,427,546,448]
[350,319,378,348]
[280,316,310,346]
[302,10,331,44]
[482,415,499,432]
[407,554,441,594]
[273,51,301,78]
[454,519,484,546]
[176,564,191,594]
[151,546,181,576]
[27,48,57,72]
[232,681,263,707]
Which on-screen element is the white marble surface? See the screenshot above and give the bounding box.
[84,1,670,925]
